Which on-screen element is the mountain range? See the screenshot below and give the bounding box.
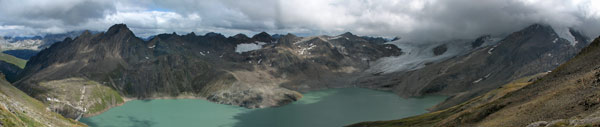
[13,24,402,118]
[0,23,596,127]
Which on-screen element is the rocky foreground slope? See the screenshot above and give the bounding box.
[350,36,600,127]
[357,24,589,111]
[0,73,85,127]
[14,24,402,118]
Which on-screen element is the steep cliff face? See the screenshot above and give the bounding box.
[358,24,589,111]
[15,24,402,118]
[349,37,600,127]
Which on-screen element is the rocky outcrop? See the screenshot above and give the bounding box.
[14,24,402,118]
[432,44,447,56]
[471,35,491,48]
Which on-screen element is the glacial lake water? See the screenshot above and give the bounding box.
[80,88,447,127]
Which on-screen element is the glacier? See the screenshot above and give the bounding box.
[367,37,499,74]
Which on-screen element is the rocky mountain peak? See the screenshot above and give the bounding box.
[232,33,250,40]
[204,32,225,38]
[186,32,196,37]
[340,32,358,38]
[156,33,177,40]
[274,33,299,47]
[284,33,297,38]
[251,32,273,42]
[105,24,133,36]
[80,30,92,37]
[522,23,555,34]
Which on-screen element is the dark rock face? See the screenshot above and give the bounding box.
[432,44,447,56]
[360,36,389,44]
[251,32,274,43]
[0,61,22,82]
[357,24,589,111]
[391,37,401,41]
[15,24,403,117]
[471,35,491,48]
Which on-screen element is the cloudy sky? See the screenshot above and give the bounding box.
[0,0,598,41]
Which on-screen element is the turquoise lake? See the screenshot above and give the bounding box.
[80,88,447,127]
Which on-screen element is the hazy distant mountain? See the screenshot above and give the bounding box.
[0,31,88,51]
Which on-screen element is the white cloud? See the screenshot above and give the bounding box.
[0,25,26,30]
[0,0,598,41]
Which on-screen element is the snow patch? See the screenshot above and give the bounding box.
[488,46,496,54]
[552,26,578,45]
[46,97,59,102]
[235,42,267,54]
[327,36,348,40]
[473,73,492,84]
[487,41,501,55]
[329,36,342,40]
[473,78,483,83]
[298,43,317,55]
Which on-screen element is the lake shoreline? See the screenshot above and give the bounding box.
[82,95,209,118]
[80,88,448,127]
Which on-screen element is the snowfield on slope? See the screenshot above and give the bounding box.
[367,38,499,74]
[235,41,267,54]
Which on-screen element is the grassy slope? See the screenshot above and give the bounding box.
[38,78,124,117]
[0,76,85,127]
[347,73,547,127]
[0,52,27,68]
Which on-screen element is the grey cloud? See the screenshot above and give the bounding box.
[0,0,599,42]
[0,0,115,35]
[0,0,115,25]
